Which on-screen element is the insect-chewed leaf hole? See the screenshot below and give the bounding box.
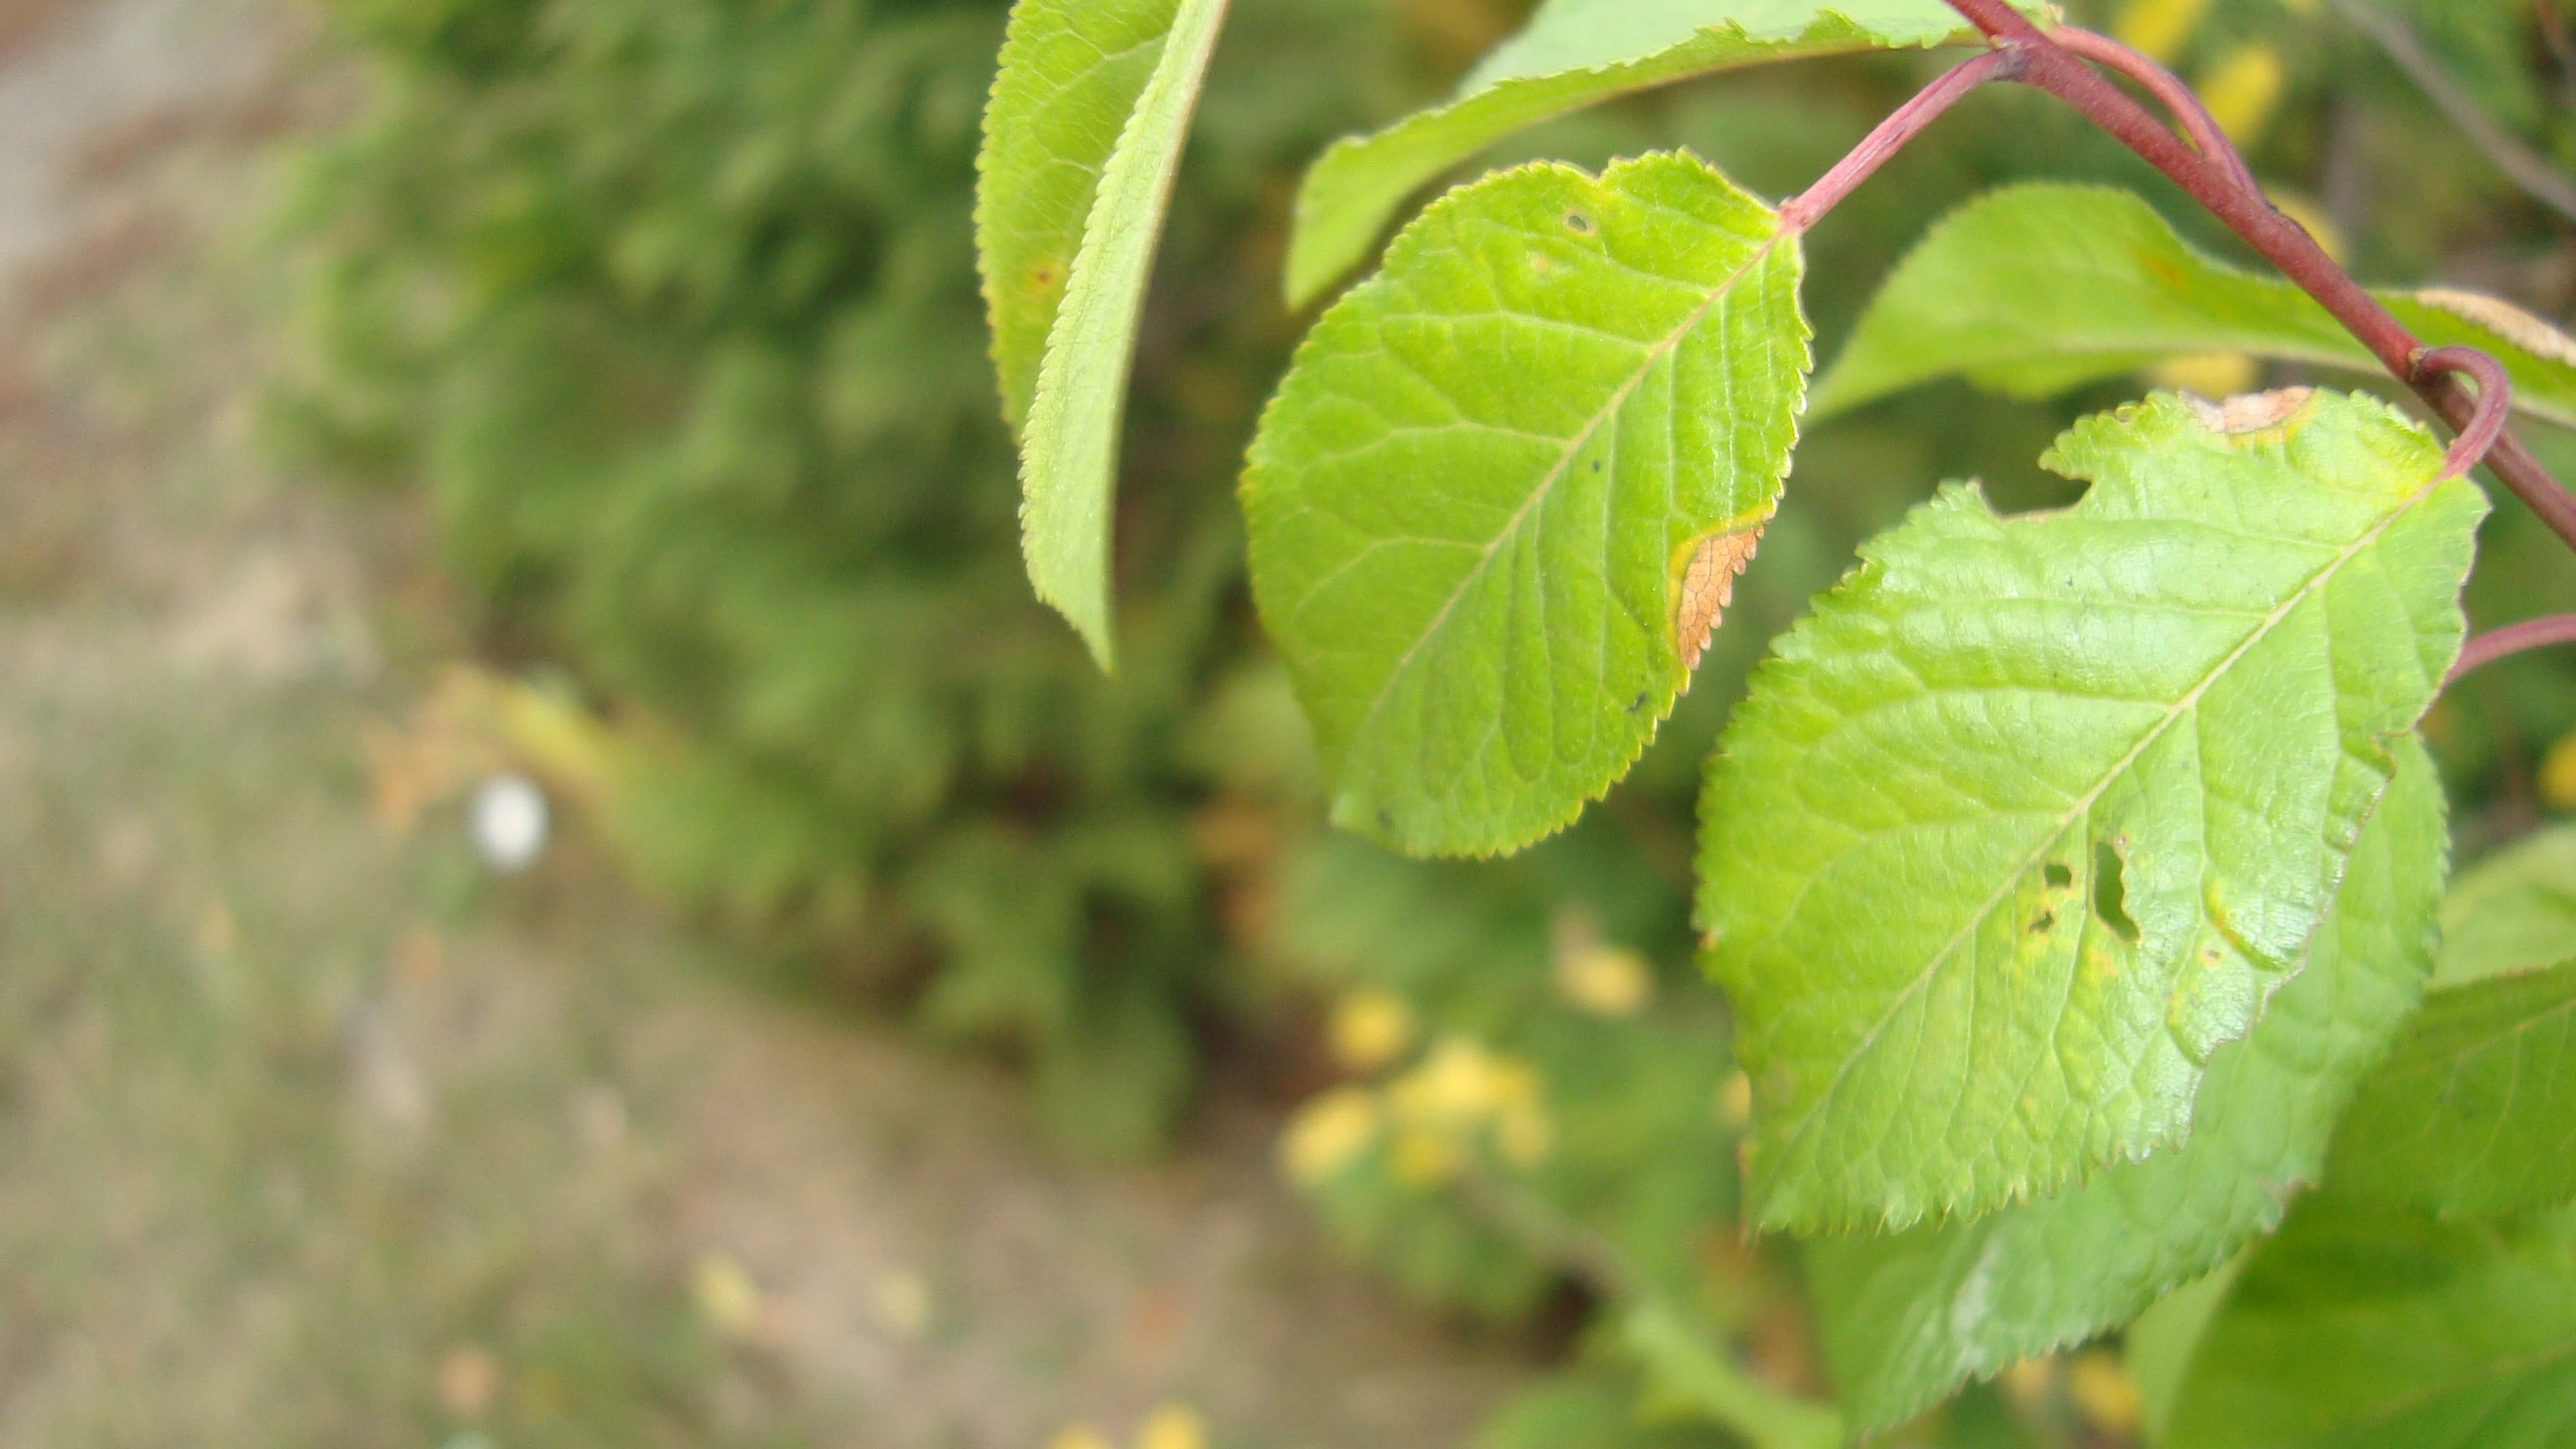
[2091,839,2140,943]
[1563,209,1593,234]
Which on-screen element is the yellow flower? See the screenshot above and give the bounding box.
[2542,732,2576,813]
[2067,1350,2143,1436]
[2199,45,2288,147]
[2148,352,2260,399]
[1327,988,1415,1072]
[2113,0,2214,63]
[1497,1103,1554,1169]
[1555,943,1654,1017]
[1135,1404,1208,1449]
[1390,1124,1466,1188]
[1389,1037,1503,1123]
[692,1251,762,1339]
[1999,1356,2059,1412]
[1280,1086,1381,1185]
[873,1270,930,1337]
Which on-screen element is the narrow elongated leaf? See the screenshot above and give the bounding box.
[1815,184,2576,428]
[1283,0,2036,309]
[2125,1254,2249,1445]
[2330,958,2576,1220]
[2437,824,2576,987]
[1699,390,2485,1231]
[2162,1193,2576,1449]
[1246,151,1809,858]
[976,0,1231,666]
[1808,741,2446,1434]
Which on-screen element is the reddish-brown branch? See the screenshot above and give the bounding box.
[2049,28,2261,196]
[1781,49,2023,233]
[1937,0,2576,557]
[2413,346,2513,481]
[2450,615,2576,683]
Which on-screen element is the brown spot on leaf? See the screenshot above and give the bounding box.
[1674,527,1763,673]
[2186,386,2315,436]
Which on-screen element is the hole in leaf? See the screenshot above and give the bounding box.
[1564,210,1594,235]
[2092,840,2140,944]
[2030,910,2055,934]
[2044,863,2073,889]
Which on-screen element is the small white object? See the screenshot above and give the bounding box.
[469,773,550,874]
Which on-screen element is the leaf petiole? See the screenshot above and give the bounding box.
[1935,0,2576,557]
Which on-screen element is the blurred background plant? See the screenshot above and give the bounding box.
[237,0,2576,1443]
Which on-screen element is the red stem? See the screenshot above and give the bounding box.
[2414,346,2513,481]
[1781,49,2022,233]
[2049,28,2262,197]
[1937,0,2576,556]
[2450,615,2576,683]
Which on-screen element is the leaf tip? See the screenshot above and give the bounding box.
[1673,525,1764,674]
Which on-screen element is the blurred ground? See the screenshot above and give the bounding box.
[0,1,1534,1444]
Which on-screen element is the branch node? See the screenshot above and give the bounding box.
[2411,345,2513,480]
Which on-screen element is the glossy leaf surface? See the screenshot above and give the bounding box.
[977,0,1231,665]
[1808,741,2445,1432]
[1701,390,2483,1230]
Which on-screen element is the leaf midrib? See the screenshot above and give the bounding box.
[1337,223,1788,776]
[1764,463,2452,1218]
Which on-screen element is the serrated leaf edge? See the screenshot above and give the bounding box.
[1736,393,2467,1233]
[1249,151,1813,860]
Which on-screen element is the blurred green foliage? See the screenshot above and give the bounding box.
[279,0,1416,1157]
[282,0,2576,1442]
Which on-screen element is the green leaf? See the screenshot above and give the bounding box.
[2437,824,2576,987]
[1806,740,2448,1433]
[1699,389,2485,1231]
[1245,151,1809,858]
[1814,184,2576,429]
[2126,1254,2250,1445]
[2161,1193,2576,1449]
[2329,958,2576,1221]
[976,0,1233,666]
[1284,0,2010,309]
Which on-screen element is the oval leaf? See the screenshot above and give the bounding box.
[1246,150,1810,858]
[1700,390,2485,1231]
[975,0,1232,667]
[2330,957,2576,1221]
[1815,183,2576,428]
[1284,0,2012,309]
[1808,740,2446,1433]
[2435,823,2576,987]
[2161,1191,2576,1449]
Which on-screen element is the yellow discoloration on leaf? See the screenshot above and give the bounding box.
[2417,288,2576,370]
[1673,526,1763,672]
